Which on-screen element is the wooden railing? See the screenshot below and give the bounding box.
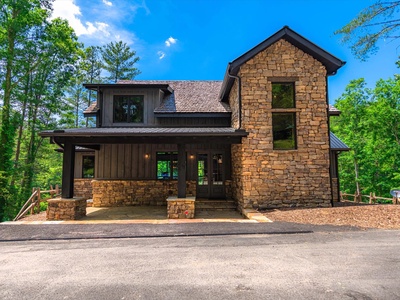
[13,185,60,221]
[340,192,398,204]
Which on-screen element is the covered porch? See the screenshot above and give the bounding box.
[39,127,248,220]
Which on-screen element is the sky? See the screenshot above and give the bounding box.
[51,0,400,103]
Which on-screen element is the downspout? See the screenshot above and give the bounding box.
[326,75,334,207]
[227,67,242,129]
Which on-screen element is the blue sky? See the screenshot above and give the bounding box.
[52,0,400,103]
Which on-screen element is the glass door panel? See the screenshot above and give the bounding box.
[212,154,223,185]
[198,154,208,186]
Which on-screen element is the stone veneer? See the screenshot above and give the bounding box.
[46,198,86,220]
[91,180,197,207]
[74,178,93,199]
[230,39,332,209]
[331,178,339,202]
[167,196,195,219]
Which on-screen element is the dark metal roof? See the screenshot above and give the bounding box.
[40,127,247,137]
[220,26,346,101]
[330,132,350,151]
[83,83,173,94]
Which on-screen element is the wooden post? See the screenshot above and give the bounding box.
[36,187,41,214]
[177,143,186,198]
[369,192,372,204]
[372,192,376,204]
[62,142,75,198]
[55,184,59,196]
[30,188,36,215]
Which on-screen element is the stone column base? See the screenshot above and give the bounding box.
[167,196,195,219]
[47,198,87,221]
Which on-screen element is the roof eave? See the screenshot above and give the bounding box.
[220,26,346,101]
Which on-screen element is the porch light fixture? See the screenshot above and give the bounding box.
[189,154,195,159]
[144,153,150,159]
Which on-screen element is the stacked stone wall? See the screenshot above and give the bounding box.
[167,197,195,219]
[331,178,339,202]
[46,198,86,220]
[230,39,332,209]
[74,179,93,199]
[92,180,196,207]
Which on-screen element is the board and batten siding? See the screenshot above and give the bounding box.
[96,144,231,180]
[102,88,161,126]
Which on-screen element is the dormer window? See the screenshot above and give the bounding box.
[113,95,144,123]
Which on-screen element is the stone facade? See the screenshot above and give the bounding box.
[92,180,197,207]
[167,197,195,219]
[331,178,339,202]
[74,178,93,199]
[46,198,86,220]
[230,39,332,209]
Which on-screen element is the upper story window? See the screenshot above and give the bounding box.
[272,82,295,108]
[271,82,297,150]
[113,95,144,123]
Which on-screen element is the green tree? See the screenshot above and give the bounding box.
[0,0,52,221]
[331,79,370,195]
[101,41,140,83]
[335,1,400,60]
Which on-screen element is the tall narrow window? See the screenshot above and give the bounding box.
[156,152,178,180]
[113,95,144,123]
[82,156,95,178]
[272,82,297,150]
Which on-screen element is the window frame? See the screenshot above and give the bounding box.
[156,151,178,180]
[113,95,144,124]
[271,82,297,150]
[82,155,95,178]
[272,82,295,109]
[272,112,297,150]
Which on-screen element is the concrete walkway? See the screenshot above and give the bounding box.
[6,206,272,225]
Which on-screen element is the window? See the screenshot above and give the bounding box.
[272,113,296,149]
[82,156,95,178]
[113,95,144,123]
[272,83,295,108]
[156,152,178,180]
[272,82,297,150]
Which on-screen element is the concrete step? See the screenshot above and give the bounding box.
[196,200,237,211]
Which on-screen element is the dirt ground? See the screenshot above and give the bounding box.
[262,202,400,229]
[19,202,400,229]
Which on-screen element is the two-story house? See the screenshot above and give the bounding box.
[40,26,349,220]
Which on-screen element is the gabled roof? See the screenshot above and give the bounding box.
[220,26,346,101]
[83,80,231,114]
[330,132,350,151]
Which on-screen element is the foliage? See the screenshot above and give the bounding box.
[331,76,400,198]
[335,1,400,60]
[101,41,140,83]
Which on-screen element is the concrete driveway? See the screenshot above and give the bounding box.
[0,229,399,300]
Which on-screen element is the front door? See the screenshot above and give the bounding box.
[197,152,225,199]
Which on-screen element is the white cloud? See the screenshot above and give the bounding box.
[165,37,178,47]
[157,51,166,60]
[51,0,110,37]
[102,0,113,6]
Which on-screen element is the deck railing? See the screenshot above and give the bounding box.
[13,185,60,221]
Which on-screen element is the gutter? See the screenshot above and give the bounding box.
[227,64,242,129]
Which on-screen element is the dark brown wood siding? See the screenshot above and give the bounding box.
[96,143,231,180]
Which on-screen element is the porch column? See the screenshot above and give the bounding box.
[177,143,186,198]
[62,142,75,198]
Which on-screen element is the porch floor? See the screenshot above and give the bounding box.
[82,206,245,222]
